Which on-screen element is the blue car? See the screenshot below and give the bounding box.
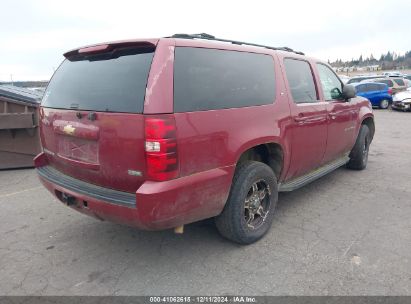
[353,82,392,109]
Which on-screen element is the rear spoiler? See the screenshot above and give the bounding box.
[63,40,158,59]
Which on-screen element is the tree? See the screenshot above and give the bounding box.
[329,50,411,70]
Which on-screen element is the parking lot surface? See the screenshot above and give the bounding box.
[0,110,410,296]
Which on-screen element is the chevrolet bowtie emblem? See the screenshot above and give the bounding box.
[63,124,76,135]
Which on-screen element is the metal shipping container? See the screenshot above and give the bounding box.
[0,85,43,169]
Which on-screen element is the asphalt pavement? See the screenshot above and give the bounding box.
[0,110,410,296]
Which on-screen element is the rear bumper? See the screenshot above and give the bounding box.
[35,154,234,230]
[37,166,135,207]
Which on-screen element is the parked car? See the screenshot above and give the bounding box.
[364,77,407,94]
[392,91,411,111]
[35,34,374,244]
[383,71,403,77]
[338,74,350,84]
[353,82,392,109]
[347,75,382,84]
[404,75,411,81]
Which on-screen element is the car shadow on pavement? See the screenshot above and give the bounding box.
[52,167,349,256]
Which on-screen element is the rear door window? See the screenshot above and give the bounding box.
[366,83,379,91]
[173,47,276,112]
[356,85,365,93]
[378,83,387,91]
[284,59,318,103]
[42,47,155,113]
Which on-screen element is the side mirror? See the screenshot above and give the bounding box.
[342,84,356,100]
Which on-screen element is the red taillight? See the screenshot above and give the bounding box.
[388,88,393,95]
[144,115,178,181]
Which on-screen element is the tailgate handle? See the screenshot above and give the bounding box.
[53,120,100,140]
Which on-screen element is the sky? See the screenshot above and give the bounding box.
[1,0,411,81]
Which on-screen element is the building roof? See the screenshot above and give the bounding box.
[0,85,43,104]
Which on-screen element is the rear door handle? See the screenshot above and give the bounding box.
[294,115,326,124]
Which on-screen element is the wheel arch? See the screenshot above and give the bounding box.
[361,115,375,140]
[235,141,285,180]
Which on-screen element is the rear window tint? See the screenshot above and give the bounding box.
[173,47,276,112]
[42,47,154,113]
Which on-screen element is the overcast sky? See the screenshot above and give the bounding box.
[1,0,410,81]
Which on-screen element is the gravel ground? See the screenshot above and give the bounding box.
[0,110,410,296]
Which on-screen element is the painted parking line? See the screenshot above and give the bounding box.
[0,186,42,198]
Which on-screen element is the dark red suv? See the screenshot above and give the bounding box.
[35,34,374,244]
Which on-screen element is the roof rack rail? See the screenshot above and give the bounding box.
[168,33,304,55]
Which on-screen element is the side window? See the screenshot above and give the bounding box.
[173,47,276,112]
[284,59,317,103]
[356,85,365,93]
[366,83,378,91]
[316,63,343,100]
[380,79,394,87]
[377,84,385,91]
[394,78,405,86]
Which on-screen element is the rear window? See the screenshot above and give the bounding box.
[42,47,155,113]
[173,47,276,112]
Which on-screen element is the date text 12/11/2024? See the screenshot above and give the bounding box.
[149,296,257,303]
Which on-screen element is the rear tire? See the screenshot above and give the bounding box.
[347,125,371,170]
[215,161,278,244]
[379,99,390,109]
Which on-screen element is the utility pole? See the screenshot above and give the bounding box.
[10,74,14,86]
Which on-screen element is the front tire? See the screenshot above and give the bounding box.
[215,161,278,244]
[347,125,371,170]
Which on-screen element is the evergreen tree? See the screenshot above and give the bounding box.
[329,50,411,69]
